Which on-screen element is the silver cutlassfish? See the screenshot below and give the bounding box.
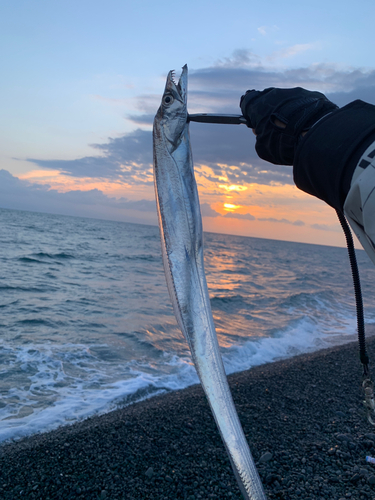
[153,65,267,500]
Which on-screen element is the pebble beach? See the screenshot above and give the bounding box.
[2,332,375,500]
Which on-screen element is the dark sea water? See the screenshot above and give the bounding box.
[1,207,375,443]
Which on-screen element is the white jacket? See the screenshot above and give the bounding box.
[344,140,375,265]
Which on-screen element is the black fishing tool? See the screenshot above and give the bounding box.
[187,113,249,126]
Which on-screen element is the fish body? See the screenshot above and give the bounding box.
[153,65,266,500]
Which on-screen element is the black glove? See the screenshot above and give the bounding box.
[240,87,339,165]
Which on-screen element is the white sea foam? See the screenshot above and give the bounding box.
[0,343,199,443]
[0,316,358,444]
[222,315,358,376]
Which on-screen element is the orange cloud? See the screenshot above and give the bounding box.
[15,161,349,248]
[16,169,155,201]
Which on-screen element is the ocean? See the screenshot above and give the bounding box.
[1,207,375,444]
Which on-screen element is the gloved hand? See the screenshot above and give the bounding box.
[240,87,339,165]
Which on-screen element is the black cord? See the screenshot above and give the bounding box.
[336,210,369,376]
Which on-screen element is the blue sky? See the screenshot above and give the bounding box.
[1,0,375,246]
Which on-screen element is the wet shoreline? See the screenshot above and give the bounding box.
[2,333,375,499]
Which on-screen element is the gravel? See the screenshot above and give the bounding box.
[2,333,375,499]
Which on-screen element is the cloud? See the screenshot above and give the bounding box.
[27,129,153,182]
[258,217,305,226]
[0,169,157,224]
[257,25,279,36]
[200,203,221,217]
[213,49,261,69]
[310,223,341,232]
[189,60,375,100]
[0,169,345,235]
[224,212,255,221]
[25,54,375,193]
[112,198,156,211]
[258,26,267,36]
[222,213,305,225]
[27,121,292,187]
[127,114,155,125]
[268,43,318,62]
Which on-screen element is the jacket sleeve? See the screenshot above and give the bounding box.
[293,100,375,211]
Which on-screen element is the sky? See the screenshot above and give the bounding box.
[1,0,375,248]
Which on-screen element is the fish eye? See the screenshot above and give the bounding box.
[163,94,174,106]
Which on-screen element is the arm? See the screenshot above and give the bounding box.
[294,100,375,211]
[240,88,375,262]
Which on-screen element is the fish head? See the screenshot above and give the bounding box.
[154,65,188,147]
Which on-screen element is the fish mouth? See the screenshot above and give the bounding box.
[166,64,187,101]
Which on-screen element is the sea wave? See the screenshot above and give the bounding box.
[1,209,375,443]
[0,313,360,444]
